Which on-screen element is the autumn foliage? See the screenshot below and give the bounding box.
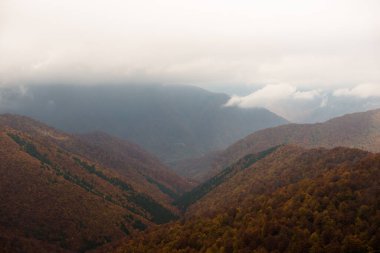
[0,114,190,252]
[114,146,380,253]
[1,114,380,253]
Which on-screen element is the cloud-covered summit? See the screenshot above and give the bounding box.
[1,0,379,123]
[333,84,380,98]
[225,83,380,122]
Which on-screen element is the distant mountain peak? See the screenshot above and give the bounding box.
[0,84,287,165]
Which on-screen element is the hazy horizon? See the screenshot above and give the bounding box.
[1,0,379,121]
[1,2,380,251]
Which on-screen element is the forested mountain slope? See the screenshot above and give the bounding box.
[0,114,190,252]
[191,108,380,181]
[112,146,380,253]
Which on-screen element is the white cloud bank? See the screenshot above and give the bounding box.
[1,0,379,122]
[225,84,324,122]
[226,84,319,108]
[0,0,379,88]
[225,83,380,122]
[333,83,380,98]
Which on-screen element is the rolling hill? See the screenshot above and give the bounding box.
[0,114,190,252]
[112,146,380,253]
[186,108,380,181]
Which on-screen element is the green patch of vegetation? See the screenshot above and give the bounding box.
[145,176,179,199]
[123,214,147,231]
[119,223,130,236]
[61,169,94,192]
[174,146,281,210]
[50,165,109,199]
[74,157,177,224]
[132,218,147,231]
[80,239,106,253]
[124,204,145,218]
[7,133,52,165]
[128,193,178,224]
[73,157,132,192]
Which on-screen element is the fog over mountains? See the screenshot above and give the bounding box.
[2,105,380,252]
[1,0,379,252]
[2,83,380,166]
[223,83,380,123]
[173,108,380,181]
[0,84,287,165]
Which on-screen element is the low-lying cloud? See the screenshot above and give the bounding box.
[0,0,379,88]
[333,83,380,98]
[225,83,380,122]
[225,84,324,122]
[1,0,379,122]
[226,84,319,107]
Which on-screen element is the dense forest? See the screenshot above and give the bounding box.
[111,147,380,253]
[0,115,190,252]
[2,0,379,251]
[189,108,380,181]
[1,114,379,253]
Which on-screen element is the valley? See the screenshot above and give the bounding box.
[0,107,379,253]
[113,146,380,253]
[0,84,287,166]
[2,1,379,251]
[180,108,380,181]
[0,114,189,252]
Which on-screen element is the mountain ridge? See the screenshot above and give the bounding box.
[0,84,288,165]
[0,114,191,252]
[111,145,380,253]
[186,108,380,181]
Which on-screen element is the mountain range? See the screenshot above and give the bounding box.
[0,105,379,253]
[180,108,380,181]
[112,145,380,253]
[0,84,287,166]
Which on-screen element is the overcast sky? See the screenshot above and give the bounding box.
[1,0,379,121]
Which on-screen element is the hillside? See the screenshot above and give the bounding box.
[189,108,380,181]
[112,146,380,253]
[0,84,287,165]
[0,114,190,252]
[62,132,192,200]
[174,146,281,211]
